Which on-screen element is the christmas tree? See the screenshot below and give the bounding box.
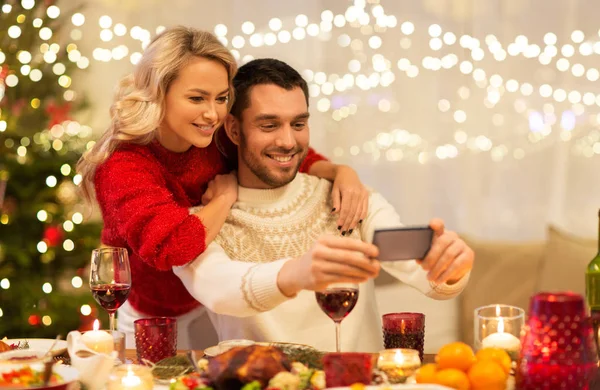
[0,0,103,338]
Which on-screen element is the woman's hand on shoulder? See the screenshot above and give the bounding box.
[331,165,369,235]
[201,172,238,206]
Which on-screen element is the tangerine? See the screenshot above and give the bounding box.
[475,347,512,376]
[436,342,477,371]
[467,360,507,390]
[415,363,437,384]
[434,368,471,390]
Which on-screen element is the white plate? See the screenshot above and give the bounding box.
[4,339,68,356]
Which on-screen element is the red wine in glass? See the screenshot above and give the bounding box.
[90,247,131,331]
[91,283,131,312]
[316,284,359,352]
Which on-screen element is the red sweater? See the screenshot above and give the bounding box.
[94,139,326,317]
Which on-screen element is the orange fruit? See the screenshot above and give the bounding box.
[467,360,507,390]
[415,363,438,384]
[436,342,477,371]
[475,347,512,376]
[434,368,471,390]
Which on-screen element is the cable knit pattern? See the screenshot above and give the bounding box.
[214,174,358,263]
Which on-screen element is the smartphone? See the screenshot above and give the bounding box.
[372,226,433,261]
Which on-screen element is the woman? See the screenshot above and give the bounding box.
[77,26,369,349]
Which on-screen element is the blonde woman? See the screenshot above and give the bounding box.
[77,26,369,349]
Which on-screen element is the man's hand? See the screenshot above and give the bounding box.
[418,218,474,285]
[277,235,380,296]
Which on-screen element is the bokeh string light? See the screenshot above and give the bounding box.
[2,0,599,170]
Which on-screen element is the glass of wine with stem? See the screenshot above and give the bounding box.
[315,283,359,352]
[90,247,132,331]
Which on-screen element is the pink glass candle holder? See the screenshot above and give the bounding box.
[322,352,374,387]
[134,317,177,365]
[382,313,425,362]
[516,292,598,390]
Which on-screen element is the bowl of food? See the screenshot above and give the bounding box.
[0,362,79,389]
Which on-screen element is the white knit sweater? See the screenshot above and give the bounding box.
[174,174,469,352]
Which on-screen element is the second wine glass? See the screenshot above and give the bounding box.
[90,247,132,331]
[315,283,359,352]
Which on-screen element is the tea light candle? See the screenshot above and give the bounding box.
[81,319,114,354]
[377,349,421,384]
[481,317,521,352]
[107,364,153,390]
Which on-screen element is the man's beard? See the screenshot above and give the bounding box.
[239,131,308,188]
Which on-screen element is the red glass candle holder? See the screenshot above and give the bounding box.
[516,292,598,390]
[134,317,177,365]
[382,313,425,362]
[322,352,374,387]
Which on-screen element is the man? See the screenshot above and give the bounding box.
[174,59,474,352]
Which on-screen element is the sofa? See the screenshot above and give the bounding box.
[374,226,597,353]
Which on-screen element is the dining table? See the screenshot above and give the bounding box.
[123,349,437,365]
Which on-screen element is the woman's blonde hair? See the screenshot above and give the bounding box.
[77,26,237,203]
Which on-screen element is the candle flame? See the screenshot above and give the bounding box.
[93,319,100,331]
[394,349,405,364]
[495,305,501,316]
[497,317,504,333]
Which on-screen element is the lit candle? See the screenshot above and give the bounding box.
[481,317,521,353]
[107,364,153,390]
[81,319,114,354]
[377,349,421,384]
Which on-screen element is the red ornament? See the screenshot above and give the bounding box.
[43,225,64,247]
[28,314,41,327]
[45,101,72,128]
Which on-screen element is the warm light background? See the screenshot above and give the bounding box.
[68,0,600,241]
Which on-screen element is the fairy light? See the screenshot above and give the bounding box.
[80,305,92,316]
[63,239,75,251]
[63,220,74,232]
[42,282,52,294]
[37,210,48,222]
[5,2,599,163]
[0,279,10,289]
[72,212,83,224]
[71,276,83,288]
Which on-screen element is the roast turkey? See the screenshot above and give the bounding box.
[207,345,291,389]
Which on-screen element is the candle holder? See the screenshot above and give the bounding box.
[516,292,598,390]
[107,364,154,390]
[81,326,125,364]
[377,349,421,384]
[474,304,524,360]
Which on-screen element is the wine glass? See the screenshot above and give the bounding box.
[90,247,132,331]
[315,283,359,352]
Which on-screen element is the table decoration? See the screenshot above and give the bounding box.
[80,319,114,355]
[107,364,153,390]
[376,348,421,384]
[474,304,524,360]
[133,317,177,364]
[516,292,598,389]
[322,352,374,387]
[382,313,425,362]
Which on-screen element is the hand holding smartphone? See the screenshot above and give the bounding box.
[372,226,433,261]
